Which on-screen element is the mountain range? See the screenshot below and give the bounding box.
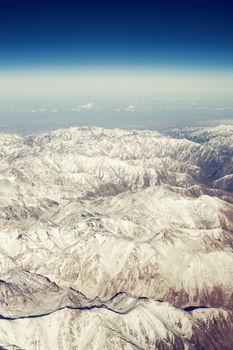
[0,124,232,349]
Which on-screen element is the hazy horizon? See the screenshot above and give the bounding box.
[0,67,232,133]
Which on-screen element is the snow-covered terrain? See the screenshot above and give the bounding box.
[0,124,233,349]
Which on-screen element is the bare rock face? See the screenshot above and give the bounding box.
[0,124,233,349]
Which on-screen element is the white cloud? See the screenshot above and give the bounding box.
[4,104,100,114]
[4,108,48,114]
[80,102,96,110]
[50,108,60,113]
[69,102,98,112]
[125,105,137,112]
[27,108,48,114]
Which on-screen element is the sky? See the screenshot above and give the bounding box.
[0,0,233,132]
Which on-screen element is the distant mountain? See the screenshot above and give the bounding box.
[0,125,232,349]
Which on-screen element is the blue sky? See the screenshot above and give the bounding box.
[0,0,233,132]
[1,0,233,68]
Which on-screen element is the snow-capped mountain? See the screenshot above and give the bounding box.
[0,124,232,349]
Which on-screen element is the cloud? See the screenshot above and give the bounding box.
[4,104,100,114]
[69,102,98,112]
[50,108,60,113]
[125,105,137,112]
[25,109,42,114]
[80,102,96,110]
[4,108,48,114]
